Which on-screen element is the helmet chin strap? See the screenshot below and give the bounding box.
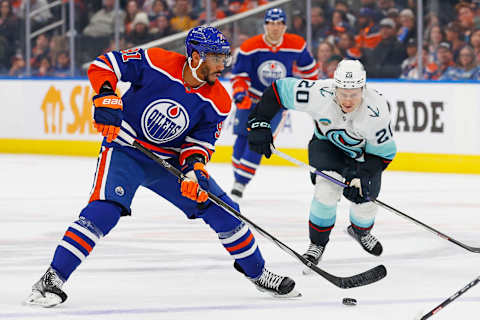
[188,56,206,84]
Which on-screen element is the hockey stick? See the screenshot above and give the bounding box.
[420,275,480,319]
[116,131,386,289]
[272,148,480,253]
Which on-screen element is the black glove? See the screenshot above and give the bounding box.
[247,117,273,158]
[342,155,384,204]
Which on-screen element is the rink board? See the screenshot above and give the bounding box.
[0,78,479,174]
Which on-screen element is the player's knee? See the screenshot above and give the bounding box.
[79,200,123,237]
[201,194,241,232]
[313,171,343,206]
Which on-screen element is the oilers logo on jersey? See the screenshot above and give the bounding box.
[141,99,190,144]
[257,60,287,87]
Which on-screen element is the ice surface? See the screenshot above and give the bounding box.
[1,154,479,320]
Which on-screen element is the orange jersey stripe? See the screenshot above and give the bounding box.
[65,231,93,253]
[233,162,256,174]
[226,233,254,252]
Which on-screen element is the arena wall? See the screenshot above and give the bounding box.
[1,78,479,174]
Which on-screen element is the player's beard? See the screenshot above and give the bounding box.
[201,65,221,85]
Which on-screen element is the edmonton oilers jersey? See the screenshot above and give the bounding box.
[88,47,231,165]
[273,78,397,162]
[231,33,318,102]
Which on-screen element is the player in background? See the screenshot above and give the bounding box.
[246,60,396,269]
[230,8,318,201]
[25,26,299,308]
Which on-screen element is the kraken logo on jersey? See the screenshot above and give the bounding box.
[326,129,364,159]
[257,60,287,87]
[141,99,189,143]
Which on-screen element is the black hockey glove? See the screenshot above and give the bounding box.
[342,155,386,204]
[247,117,273,158]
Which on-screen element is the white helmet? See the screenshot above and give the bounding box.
[333,59,366,89]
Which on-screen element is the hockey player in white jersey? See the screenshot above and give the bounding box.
[246,60,396,267]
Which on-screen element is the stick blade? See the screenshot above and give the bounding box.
[337,264,387,289]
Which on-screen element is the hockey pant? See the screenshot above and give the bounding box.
[232,105,287,185]
[50,146,265,282]
[307,137,379,246]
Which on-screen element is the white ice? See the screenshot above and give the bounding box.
[1,154,479,320]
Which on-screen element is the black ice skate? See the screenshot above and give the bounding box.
[234,262,301,298]
[347,225,383,256]
[24,267,67,307]
[230,182,245,202]
[302,243,325,275]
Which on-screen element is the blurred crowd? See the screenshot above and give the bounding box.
[1,0,480,80]
[291,0,480,80]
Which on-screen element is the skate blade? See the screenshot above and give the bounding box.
[255,287,302,298]
[24,291,62,308]
[272,289,302,298]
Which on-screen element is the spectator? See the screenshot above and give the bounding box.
[445,22,466,61]
[456,2,475,42]
[150,12,174,38]
[8,51,25,76]
[469,28,480,62]
[334,1,356,28]
[126,12,155,47]
[378,0,396,19]
[170,0,197,32]
[400,42,436,79]
[360,0,382,22]
[328,9,353,44]
[316,41,334,78]
[52,51,73,77]
[441,45,480,80]
[355,7,382,50]
[426,25,445,63]
[423,12,441,41]
[125,0,140,35]
[400,38,418,78]
[290,10,306,39]
[33,55,52,77]
[364,17,406,78]
[428,42,456,79]
[197,0,226,25]
[337,32,362,60]
[48,35,68,66]
[0,0,19,71]
[31,34,50,70]
[311,6,330,50]
[397,8,416,45]
[147,0,171,22]
[386,7,400,26]
[83,0,125,37]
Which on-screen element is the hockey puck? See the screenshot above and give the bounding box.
[342,298,357,306]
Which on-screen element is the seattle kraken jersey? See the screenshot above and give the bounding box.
[88,48,231,165]
[231,33,318,102]
[274,78,397,161]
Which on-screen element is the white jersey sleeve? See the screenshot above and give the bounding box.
[358,88,397,161]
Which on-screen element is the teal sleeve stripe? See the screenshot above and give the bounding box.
[365,140,397,160]
[309,199,337,227]
[274,78,298,110]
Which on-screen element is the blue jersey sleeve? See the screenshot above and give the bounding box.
[102,48,148,86]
